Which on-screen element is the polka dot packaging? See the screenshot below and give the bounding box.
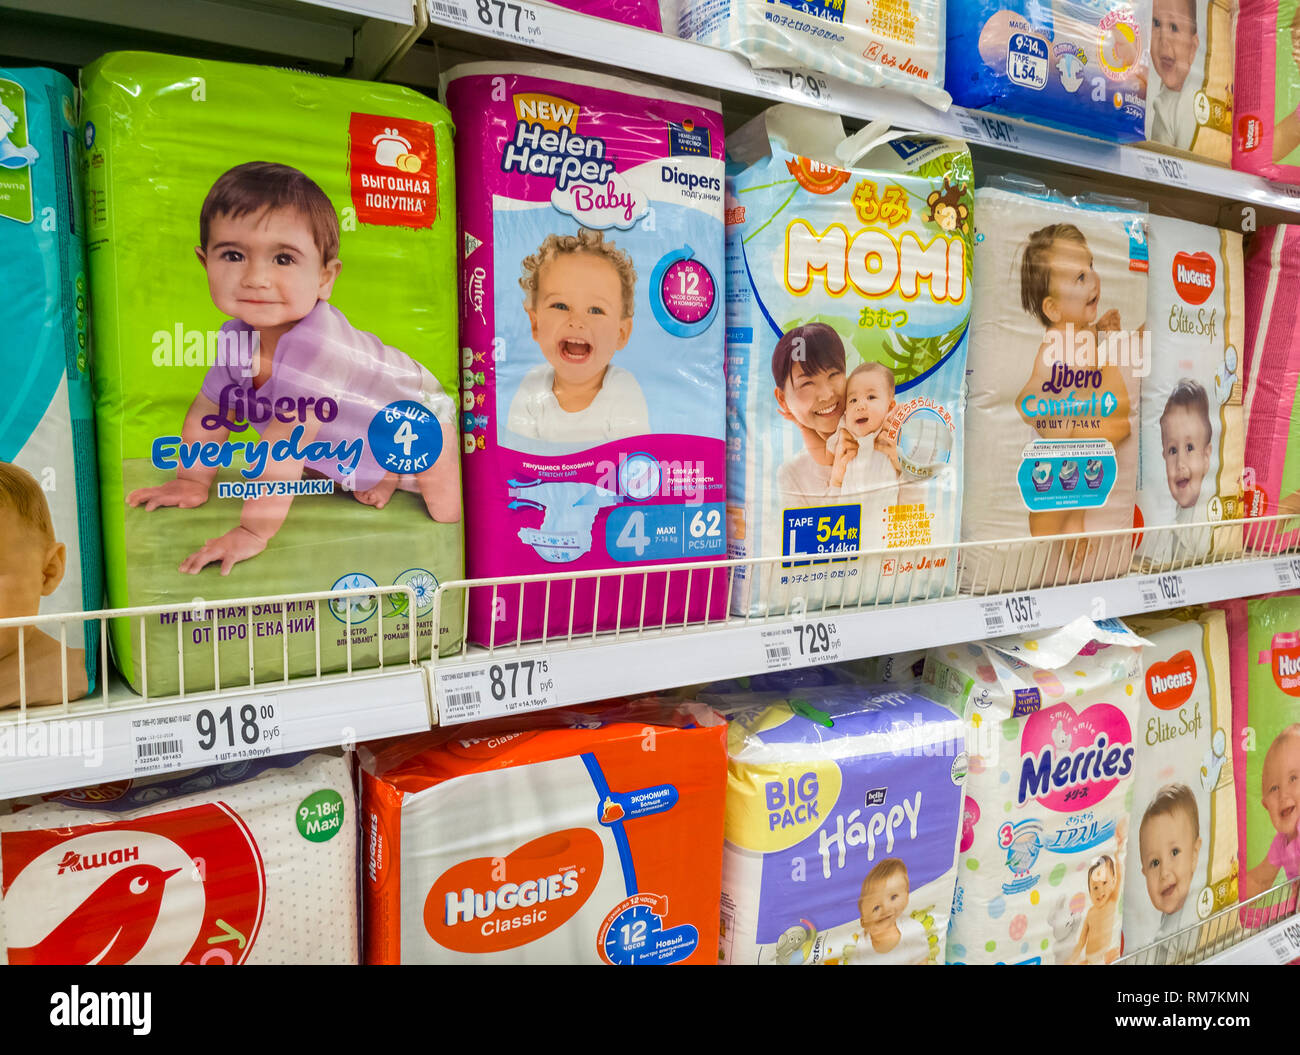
[924,617,1147,964]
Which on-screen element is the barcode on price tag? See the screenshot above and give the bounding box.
[430,0,545,45]
[981,594,1041,636]
[1138,572,1187,610]
[1275,558,1300,590]
[428,0,469,22]
[437,657,558,724]
[1266,919,1300,964]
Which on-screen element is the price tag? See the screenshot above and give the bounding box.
[980,594,1041,636]
[758,619,843,671]
[131,697,285,776]
[1138,572,1187,611]
[1265,918,1300,964]
[1275,558,1300,590]
[753,68,833,107]
[1137,152,1189,187]
[428,0,544,45]
[953,111,1021,150]
[436,656,558,724]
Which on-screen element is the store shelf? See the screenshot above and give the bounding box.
[422,0,1300,213]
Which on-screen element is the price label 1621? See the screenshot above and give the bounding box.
[438,657,558,724]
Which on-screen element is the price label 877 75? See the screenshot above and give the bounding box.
[437,657,559,724]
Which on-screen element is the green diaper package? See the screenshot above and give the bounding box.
[83,53,463,695]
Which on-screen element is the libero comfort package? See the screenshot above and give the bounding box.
[82,53,463,694]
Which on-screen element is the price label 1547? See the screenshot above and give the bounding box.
[438,657,558,724]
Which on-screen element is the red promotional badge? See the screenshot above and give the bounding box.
[1146,650,1197,710]
[349,113,438,229]
[1172,251,1216,306]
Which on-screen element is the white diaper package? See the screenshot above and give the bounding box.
[1143,0,1235,162]
[963,184,1146,589]
[925,617,1146,965]
[674,0,948,108]
[1121,609,1238,954]
[706,684,966,965]
[0,752,358,965]
[1136,215,1244,566]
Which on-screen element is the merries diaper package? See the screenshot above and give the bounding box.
[1135,215,1244,566]
[360,701,727,964]
[946,0,1152,142]
[1121,609,1237,954]
[1233,0,1300,182]
[83,53,462,694]
[705,685,966,965]
[725,106,973,615]
[925,617,1146,964]
[963,184,1145,589]
[1144,0,1235,162]
[673,0,948,108]
[1,67,102,708]
[443,65,727,646]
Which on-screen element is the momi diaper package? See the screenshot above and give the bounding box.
[443,65,727,645]
[83,53,462,694]
[360,700,727,964]
[1,68,101,710]
[673,0,948,108]
[0,752,358,964]
[1135,215,1244,566]
[1144,0,1236,162]
[946,0,1152,142]
[963,184,1145,588]
[925,618,1146,964]
[705,685,966,965]
[1121,610,1237,952]
[725,106,972,615]
[1233,0,1300,182]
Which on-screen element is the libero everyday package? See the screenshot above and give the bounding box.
[725,106,973,616]
[83,53,462,694]
[705,685,966,965]
[360,701,727,964]
[443,64,727,646]
[0,752,358,965]
[0,67,102,708]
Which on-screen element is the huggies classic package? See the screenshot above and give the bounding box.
[963,184,1145,588]
[946,0,1152,142]
[705,685,966,965]
[443,65,728,646]
[360,701,727,964]
[673,0,948,108]
[926,618,1147,964]
[1233,0,1300,182]
[1144,0,1235,162]
[0,67,102,708]
[1122,610,1238,952]
[0,752,358,964]
[1135,215,1244,566]
[725,106,973,615]
[84,53,463,694]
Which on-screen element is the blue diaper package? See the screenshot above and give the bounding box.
[0,68,102,707]
[946,1,1152,142]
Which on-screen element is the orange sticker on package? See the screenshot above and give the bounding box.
[360,701,727,964]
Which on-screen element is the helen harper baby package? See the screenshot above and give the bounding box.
[443,65,727,645]
[946,0,1152,142]
[1121,610,1237,952]
[360,701,727,964]
[926,618,1146,964]
[1135,215,1244,566]
[1234,0,1300,182]
[725,106,973,615]
[0,752,358,965]
[963,185,1145,589]
[1144,0,1235,162]
[673,0,948,108]
[84,53,462,695]
[707,685,965,965]
[0,67,102,709]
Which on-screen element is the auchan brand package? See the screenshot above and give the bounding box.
[360,701,727,964]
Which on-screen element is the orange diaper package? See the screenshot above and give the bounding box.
[361,701,728,964]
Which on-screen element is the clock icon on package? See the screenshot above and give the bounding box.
[650,245,718,338]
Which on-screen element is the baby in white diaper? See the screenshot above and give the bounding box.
[846,858,928,964]
[828,362,902,549]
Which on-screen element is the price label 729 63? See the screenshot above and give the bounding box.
[437,657,558,724]
[759,618,843,671]
[753,68,832,106]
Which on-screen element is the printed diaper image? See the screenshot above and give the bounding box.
[444,64,727,646]
[1136,216,1244,567]
[1122,610,1238,954]
[725,105,972,616]
[83,53,462,694]
[0,752,358,965]
[947,0,1152,142]
[925,617,1147,964]
[704,685,966,965]
[963,186,1145,589]
[0,68,102,709]
[1143,0,1234,162]
[359,700,727,964]
[1233,0,1300,182]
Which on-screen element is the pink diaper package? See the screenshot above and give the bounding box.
[443,65,728,645]
[542,0,661,29]
[1234,0,1300,183]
